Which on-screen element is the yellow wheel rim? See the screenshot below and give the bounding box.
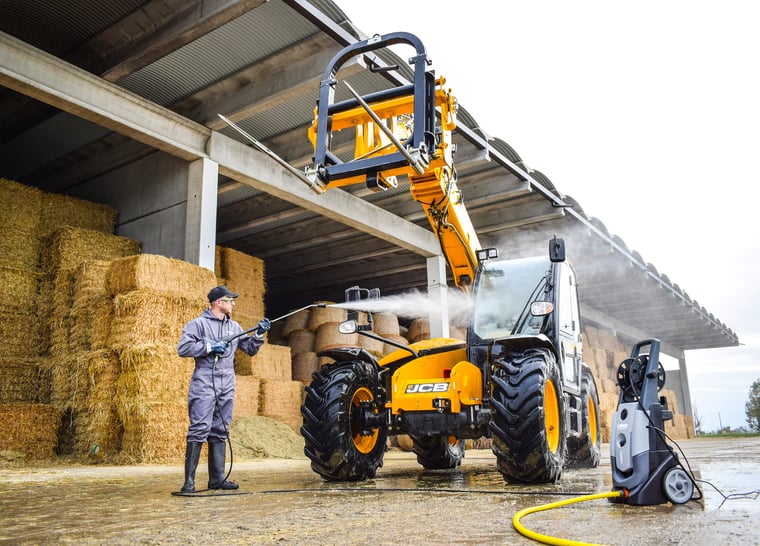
[544,379,560,453]
[588,393,598,445]
[447,436,458,447]
[351,386,378,454]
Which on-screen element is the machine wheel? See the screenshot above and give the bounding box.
[411,435,465,470]
[663,467,694,504]
[490,348,566,483]
[565,368,601,468]
[301,361,387,481]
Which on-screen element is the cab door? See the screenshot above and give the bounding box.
[557,263,582,392]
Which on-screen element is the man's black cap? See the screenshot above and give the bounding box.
[208,285,239,303]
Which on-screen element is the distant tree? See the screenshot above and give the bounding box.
[692,404,704,436]
[745,378,760,432]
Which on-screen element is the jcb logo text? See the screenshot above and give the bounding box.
[405,383,449,393]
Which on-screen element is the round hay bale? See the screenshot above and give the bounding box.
[306,304,346,331]
[407,319,430,343]
[397,434,414,451]
[287,329,315,355]
[318,355,335,367]
[358,334,384,357]
[292,351,320,381]
[314,321,358,352]
[282,308,311,338]
[382,334,410,356]
[450,326,467,341]
[373,312,400,335]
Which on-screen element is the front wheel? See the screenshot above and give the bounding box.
[490,348,566,483]
[565,367,601,468]
[412,435,465,470]
[301,361,387,481]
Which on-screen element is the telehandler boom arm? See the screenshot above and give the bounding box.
[306,32,482,289]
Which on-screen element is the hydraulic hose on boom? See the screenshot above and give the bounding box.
[305,32,482,289]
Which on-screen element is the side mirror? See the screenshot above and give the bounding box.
[549,236,565,263]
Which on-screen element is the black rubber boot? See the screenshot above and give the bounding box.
[207,440,238,490]
[180,441,203,492]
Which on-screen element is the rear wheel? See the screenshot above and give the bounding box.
[565,368,601,468]
[412,435,465,469]
[301,361,386,481]
[490,348,566,483]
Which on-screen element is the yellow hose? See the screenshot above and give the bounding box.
[512,490,626,546]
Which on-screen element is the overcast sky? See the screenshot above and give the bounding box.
[338,0,760,431]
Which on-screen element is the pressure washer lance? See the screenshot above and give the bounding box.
[222,303,328,343]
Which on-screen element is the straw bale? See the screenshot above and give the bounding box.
[0,310,42,357]
[40,191,118,235]
[117,345,192,404]
[214,246,223,278]
[235,343,291,380]
[109,290,206,350]
[106,254,214,300]
[307,304,346,331]
[287,329,315,355]
[231,310,267,334]
[373,312,400,335]
[282,308,310,337]
[41,226,140,273]
[117,401,187,463]
[69,296,114,352]
[233,376,260,419]
[0,357,41,403]
[259,379,304,432]
[0,266,40,310]
[358,334,384,357]
[292,351,320,381]
[217,246,265,290]
[0,179,43,231]
[0,403,62,459]
[0,228,41,271]
[266,319,286,345]
[407,319,430,343]
[381,334,409,356]
[72,260,111,307]
[583,326,600,348]
[449,327,467,341]
[314,322,358,352]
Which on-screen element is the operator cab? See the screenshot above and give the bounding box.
[469,237,583,393]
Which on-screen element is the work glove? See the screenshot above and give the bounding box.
[255,318,271,336]
[208,340,229,355]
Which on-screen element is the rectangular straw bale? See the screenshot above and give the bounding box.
[235,343,291,379]
[109,290,207,350]
[0,357,41,403]
[41,226,141,273]
[216,246,266,317]
[0,266,40,310]
[117,344,192,404]
[233,376,260,419]
[258,379,304,431]
[0,226,41,270]
[69,296,114,352]
[0,403,62,459]
[0,310,41,357]
[117,401,187,463]
[0,179,43,231]
[49,353,92,411]
[106,254,215,300]
[40,191,118,235]
[72,260,112,306]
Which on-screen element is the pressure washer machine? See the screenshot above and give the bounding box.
[610,339,695,505]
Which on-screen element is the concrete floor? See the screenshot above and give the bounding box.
[1,436,758,545]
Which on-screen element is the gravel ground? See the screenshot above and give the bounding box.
[1,436,758,545]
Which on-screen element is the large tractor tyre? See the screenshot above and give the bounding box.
[490,348,566,483]
[301,361,387,481]
[565,368,601,468]
[411,435,465,470]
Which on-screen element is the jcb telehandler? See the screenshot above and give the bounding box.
[300,32,600,483]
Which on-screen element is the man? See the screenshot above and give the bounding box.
[177,285,271,492]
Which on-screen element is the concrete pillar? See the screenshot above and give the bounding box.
[185,157,219,271]
[427,255,449,338]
